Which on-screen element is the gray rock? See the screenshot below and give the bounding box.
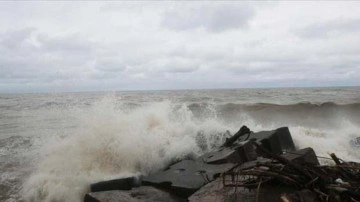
[142,160,235,197]
[223,125,251,147]
[201,140,257,164]
[282,147,320,165]
[90,177,141,192]
[240,127,295,154]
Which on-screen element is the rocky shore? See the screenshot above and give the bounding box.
[83,126,360,202]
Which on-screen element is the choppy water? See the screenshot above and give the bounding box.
[1,87,360,202]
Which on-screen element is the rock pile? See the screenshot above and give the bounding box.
[84,126,360,202]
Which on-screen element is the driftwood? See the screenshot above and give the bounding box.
[222,141,360,202]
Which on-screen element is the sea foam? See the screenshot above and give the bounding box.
[21,98,229,202]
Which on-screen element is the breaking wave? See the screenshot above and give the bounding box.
[21,98,360,202]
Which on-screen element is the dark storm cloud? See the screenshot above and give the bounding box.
[296,18,360,38]
[161,3,255,32]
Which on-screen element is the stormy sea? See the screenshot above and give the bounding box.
[1,87,360,202]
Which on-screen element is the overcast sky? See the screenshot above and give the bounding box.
[0,1,360,93]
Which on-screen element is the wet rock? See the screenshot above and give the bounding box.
[90,177,141,192]
[223,125,251,147]
[201,140,257,164]
[84,186,185,202]
[282,147,320,165]
[142,160,235,197]
[240,127,295,154]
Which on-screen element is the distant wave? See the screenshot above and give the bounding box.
[219,101,360,112]
[188,102,360,128]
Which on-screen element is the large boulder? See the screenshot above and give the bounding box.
[90,177,141,192]
[240,127,296,154]
[200,140,257,164]
[142,160,235,197]
[282,147,320,165]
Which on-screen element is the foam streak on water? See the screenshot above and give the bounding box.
[0,87,359,202]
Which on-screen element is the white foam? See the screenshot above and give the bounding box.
[290,122,360,163]
[21,98,230,202]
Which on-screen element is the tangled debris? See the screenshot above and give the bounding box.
[222,142,360,202]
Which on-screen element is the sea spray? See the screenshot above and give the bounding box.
[21,98,230,202]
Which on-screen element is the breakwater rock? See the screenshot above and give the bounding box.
[84,126,360,202]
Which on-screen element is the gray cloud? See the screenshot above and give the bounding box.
[147,57,200,74]
[0,29,95,83]
[161,3,255,32]
[296,18,360,38]
[0,2,360,92]
[95,58,126,72]
[0,28,36,50]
